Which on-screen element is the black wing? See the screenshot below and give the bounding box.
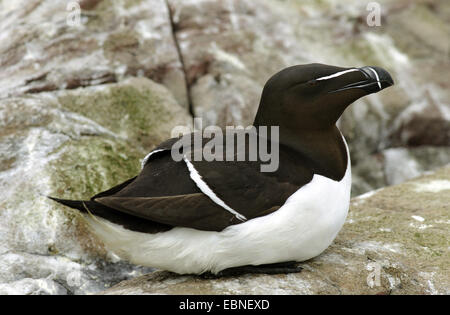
[92,134,314,232]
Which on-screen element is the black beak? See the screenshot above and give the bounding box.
[330,66,394,94]
[359,66,394,91]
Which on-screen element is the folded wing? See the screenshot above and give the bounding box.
[93,136,314,232]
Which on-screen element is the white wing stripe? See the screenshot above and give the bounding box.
[183,156,247,222]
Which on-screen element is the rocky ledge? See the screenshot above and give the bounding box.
[101,166,450,295]
[0,0,448,295]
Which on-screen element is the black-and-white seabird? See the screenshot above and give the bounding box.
[50,63,394,275]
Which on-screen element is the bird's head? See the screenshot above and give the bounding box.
[254,63,394,130]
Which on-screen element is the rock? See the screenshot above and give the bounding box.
[382,146,450,185]
[0,0,189,108]
[0,0,449,295]
[351,146,450,196]
[168,0,306,126]
[101,165,450,295]
[0,78,192,294]
[389,90,450,147]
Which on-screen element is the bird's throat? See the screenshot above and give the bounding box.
[279,126,348,181]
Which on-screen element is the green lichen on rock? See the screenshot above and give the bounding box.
[82,0,122,31]
[123,0,145,9]
[345,165,450,286]
[56,77,191,149]
[46,136,145,200]
[45,134,146,258]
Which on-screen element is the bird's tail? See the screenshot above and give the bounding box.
[48,195,172,233]
[47,196,91,213]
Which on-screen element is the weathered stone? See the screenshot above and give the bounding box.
[101,166,450,295]
[0,0,189,108]
[168,0,306,126]
[389,92,450,147]
[382,146,450,185]
[0,0,449,295]
[0,78,192,294]
[351,146,450,196]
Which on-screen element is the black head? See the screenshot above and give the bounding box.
[254,63,394,130]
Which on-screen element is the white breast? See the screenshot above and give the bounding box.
[86,137,352,274]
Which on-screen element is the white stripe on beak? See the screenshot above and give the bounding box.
[366,67,382,89]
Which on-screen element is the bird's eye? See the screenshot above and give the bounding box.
[307,80,318,86]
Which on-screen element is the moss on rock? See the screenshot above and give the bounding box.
[47,136,145,200]
[56,77,192,150]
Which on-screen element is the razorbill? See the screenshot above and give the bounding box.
[50,63,394,275]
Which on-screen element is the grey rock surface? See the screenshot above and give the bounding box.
[0,0,189,108]
[0,0,448,294]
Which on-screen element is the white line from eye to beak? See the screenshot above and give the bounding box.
[366,67,382,89]
[316,68,360,81]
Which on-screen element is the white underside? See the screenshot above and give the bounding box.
[86,137,352,274]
